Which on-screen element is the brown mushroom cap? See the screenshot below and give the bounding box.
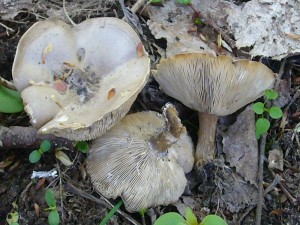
[153,53,275,164]
[12,18,150,140]
[153,53,275,116]
[87,104,194,212]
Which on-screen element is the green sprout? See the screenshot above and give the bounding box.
[0,85,24,113]
[75,141,89,153]
[6,202,19,225]
[45,189,60,225]
[252,89,283,139]
[29,140,52,163]
[154,207,228,225]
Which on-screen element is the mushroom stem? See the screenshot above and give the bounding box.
[195,112,219,165]
[150,104,186,152]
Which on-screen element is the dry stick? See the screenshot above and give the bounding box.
[269,170,297,205]
[56,163,65,222]
[239,174,281,224]
[0,126,74,150]
[0,77,16,90]
[131,0,147,14]
[256,60,287,225]
[62,0,77,26]
[64,183,141,225]
[255,132,267,225]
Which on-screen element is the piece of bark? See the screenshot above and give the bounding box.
[222,106,258,185]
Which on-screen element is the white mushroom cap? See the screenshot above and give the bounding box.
[12,18,150,140]
[153,53,275,116]
[87,104,194,212]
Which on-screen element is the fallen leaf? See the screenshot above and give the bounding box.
[55,150,73,166]
[223,106,258,185]
[79,164,87,180]
[108,88,116,100]
[35,178,46,190]
[217,34,222,50]
[0,155,15,169]
[285,33,300,40]
[34,203,40,217]
[63,62,76,67]
[268,149,284,171]
[270,209,286,216]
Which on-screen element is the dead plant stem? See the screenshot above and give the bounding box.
[255,132,267,225]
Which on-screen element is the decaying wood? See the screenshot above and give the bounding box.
[0,126,74,150]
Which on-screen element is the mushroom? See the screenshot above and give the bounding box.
[12,17,150,140]
[153,53,275,165]
[87,103,194,212]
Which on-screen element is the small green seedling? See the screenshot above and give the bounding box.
[154,207,228,225]
[29,140,52,163]
[0,85,24,113]
[252,89,283,139]
[6,202,19,225]
[76,141,89,153]
[45,189,60,225]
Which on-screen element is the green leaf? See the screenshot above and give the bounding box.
[176,0,192,5]
[194,18,202,25]
[186,207,198,225]
[76,141,89,153]
[0,85,24,113]
[29,150,42,163]
[99,200,123,225]
[256,118,270,138]
[265,89,278,100]
[200,215,228,225]
[269,107,283,119]
[150,0,162,3]
[45,189,56,207]
[252,102,265,114]
[154,212,186,225]
[40,140,52,152]
[48,210,60,225]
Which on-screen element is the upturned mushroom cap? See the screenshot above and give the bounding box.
[12,18,150,140]
[153,53,275,116]
[87,104,194,212]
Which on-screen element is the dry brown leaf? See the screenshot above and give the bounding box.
[55,150,73,166]
[223,106,258,185]
[34,203,40,217]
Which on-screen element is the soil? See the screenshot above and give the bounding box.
[1,1,300,225]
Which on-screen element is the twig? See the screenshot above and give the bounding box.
[64,182,141,225]
[269,170,297,205]
[0,22,15,34]
[255,132,267,225]
[0,126,74,150]
[283,88,300,113]
[131,0,147,14]
[56,163,65,222]
[62,0,77,26]
[0,77,16,90]
[263,174,282,195]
